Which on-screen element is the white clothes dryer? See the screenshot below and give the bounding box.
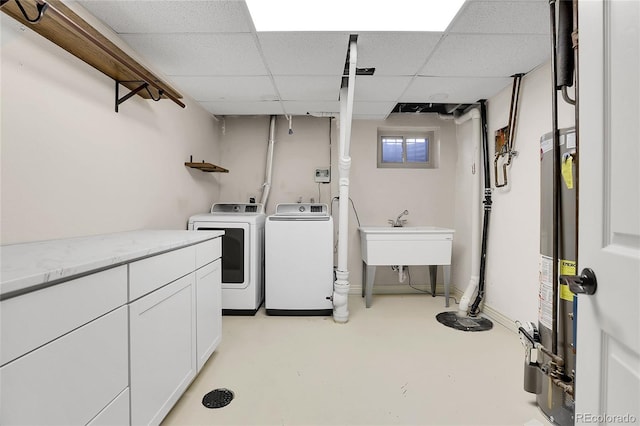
[188,203,265,315]
[265,203,333,315]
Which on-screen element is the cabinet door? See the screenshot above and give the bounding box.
[196,259,222,371]
[129,274,196,426]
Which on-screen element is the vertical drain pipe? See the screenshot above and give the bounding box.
[333,38,357,323]
[260,115,277,207]
[454,108,482,316]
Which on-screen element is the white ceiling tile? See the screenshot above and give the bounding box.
[77,0,252,33]
[400,76,512,104]
[257,32,350,75]
[170,76,276,102]
[421,34,549,77]
[353,114,391,120]
[200,101,284,116]
[354,76,413,102]
[274,76,342,101]
[281,101,340,116]
[353,102,396,117]
[356,32,443,76]
[449,1,549,35]
[120,33,267,76]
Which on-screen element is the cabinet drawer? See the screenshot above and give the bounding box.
[0,307,129,426]
[129,245,196,301]
[196,237,222,270]
[0,266,127,366]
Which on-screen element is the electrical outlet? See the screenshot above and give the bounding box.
[315,167,330,183]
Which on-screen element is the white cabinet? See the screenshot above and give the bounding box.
[129,274,197,426]
[0,306,129,426]
[196,258,222,371]
[128,237,222,425]
[0,231,223,426]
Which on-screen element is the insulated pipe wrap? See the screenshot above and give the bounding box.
[557,0,575,87]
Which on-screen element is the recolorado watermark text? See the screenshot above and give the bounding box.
[575,413,638,424]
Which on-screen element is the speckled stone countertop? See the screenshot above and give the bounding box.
[0,230,223,299]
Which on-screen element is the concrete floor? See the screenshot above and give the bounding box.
[163,294,551,426]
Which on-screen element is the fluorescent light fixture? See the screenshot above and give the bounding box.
[245,0,465,32]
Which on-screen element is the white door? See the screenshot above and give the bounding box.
[577,0,640,424]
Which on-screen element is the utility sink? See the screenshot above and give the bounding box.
[358,226,455,308]
[359,226,454,266]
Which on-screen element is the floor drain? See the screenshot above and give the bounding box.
[202,388,234,409]
[436,311,493,332]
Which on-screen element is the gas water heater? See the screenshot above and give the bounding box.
[520,127,577,426]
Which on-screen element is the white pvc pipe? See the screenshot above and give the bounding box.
[333,40,357,324]
[454,108,482,316]
[260,115,277,207]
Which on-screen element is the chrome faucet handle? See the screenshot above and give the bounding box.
[388,219,395,225]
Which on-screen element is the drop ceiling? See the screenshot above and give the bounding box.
[74,0,551,119]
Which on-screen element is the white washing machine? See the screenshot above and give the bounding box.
[188,203,265,315]
[265,203,333,315]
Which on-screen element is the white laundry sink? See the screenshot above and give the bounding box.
[358,226,455,308]
[358,226,455,266]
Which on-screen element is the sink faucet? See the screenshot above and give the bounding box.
[388,210,409,227]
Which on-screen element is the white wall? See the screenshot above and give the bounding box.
[344,114,458,290]
[0,15,221,244]
[452,62,575,324]
[217,113,458,292]
[218,115,333,212]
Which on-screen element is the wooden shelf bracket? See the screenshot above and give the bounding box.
[1,0,186,112]
[115,81,162,113]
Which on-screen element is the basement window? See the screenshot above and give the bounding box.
[377,129,437,169]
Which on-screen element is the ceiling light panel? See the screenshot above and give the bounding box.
[246,0,465,32]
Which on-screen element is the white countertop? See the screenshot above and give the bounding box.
[0,230,224,299]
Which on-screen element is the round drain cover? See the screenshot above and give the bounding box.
[202,388,234,409]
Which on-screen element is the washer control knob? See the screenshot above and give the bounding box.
[299,205,305,212]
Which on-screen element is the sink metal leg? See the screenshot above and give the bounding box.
[443,265,451,308]
[362,261,366,298]
[429,265,437,297]
[364,264,376,308]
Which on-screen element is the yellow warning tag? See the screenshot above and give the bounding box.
[562,155,574,189]
[560,259,576,301]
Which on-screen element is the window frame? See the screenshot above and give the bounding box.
[376,128,438,169]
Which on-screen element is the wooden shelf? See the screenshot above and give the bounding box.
[1,0,184,109]
[185,162,229,173]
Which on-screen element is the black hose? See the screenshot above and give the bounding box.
[469,100,492,317]
[557,0,575,88]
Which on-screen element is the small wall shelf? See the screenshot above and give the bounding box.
[185,161,229,173]
[1,0,185,112]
